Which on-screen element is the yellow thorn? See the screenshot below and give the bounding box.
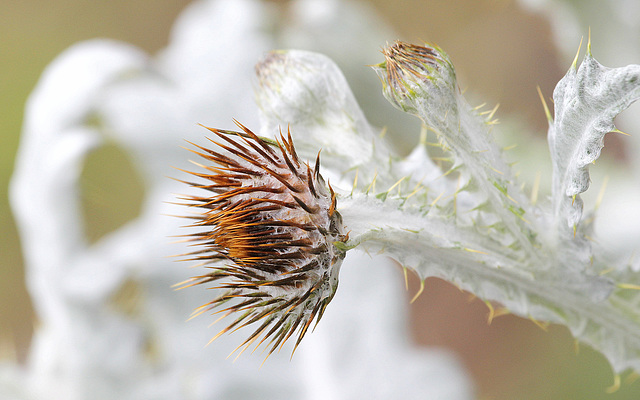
[430,190,445,207]
[387,176,407,194]
[612,128,631,136]
[379,126,388,139]
[463,247,489,255]
[516,212,531,225]
[486,103,500,121]
[617,283,640,291]
[493,307,510,320]
[410,280,425,304]
[488,165,504,176]
[440,167,457,179]
[485,300,495,325]
[625,372,640,385]
[351,169,359,195]
[531,171,541,205]
[587,27,592,56]
[528,315,549,331]
[605,374,621,394]
[502,144,517,151]
[453,175,461,215]
[365,171,378,195]
[594,175,609,211]
[431,157,453,162]
[403,266,409,291]
[574,339,580,355]
[572,36,584,70]
[599,267,614,276]
[406,181,424,201]
[537,86,553,123]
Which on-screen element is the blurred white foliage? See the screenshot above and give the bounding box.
[4,0,473,399]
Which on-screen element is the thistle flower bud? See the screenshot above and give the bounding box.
[373,41,458,131]
[177,121,347,359]
[255,50,378,174]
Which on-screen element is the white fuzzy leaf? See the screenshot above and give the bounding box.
[549,46,640,232]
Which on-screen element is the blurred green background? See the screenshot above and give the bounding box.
[2,1,638,399]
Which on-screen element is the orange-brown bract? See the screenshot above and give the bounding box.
[176,121,347,360]
[382,42,441,89]
[377,41,456,115]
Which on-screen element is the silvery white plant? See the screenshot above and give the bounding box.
[3,0,473,399]
[245,37,640,376]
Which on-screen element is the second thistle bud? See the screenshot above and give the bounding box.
[373,41,459,131]
[177,122,347,359]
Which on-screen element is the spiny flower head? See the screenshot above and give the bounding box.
[177,121,347,360]
[374,41,458,128]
